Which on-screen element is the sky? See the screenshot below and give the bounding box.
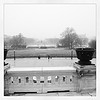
[4,4,96,40]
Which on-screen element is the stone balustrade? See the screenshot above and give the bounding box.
[4,66,96,95]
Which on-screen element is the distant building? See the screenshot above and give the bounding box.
[26,45,39,48]
[26,44,57,48]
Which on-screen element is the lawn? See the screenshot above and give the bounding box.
[6,48,96,58]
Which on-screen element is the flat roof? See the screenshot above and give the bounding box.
[7,67,76,72]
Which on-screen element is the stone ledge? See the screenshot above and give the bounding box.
[8,90,96,96]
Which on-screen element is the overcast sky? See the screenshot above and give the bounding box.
[4,4,96,40]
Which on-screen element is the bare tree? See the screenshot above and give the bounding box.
[88,38,96,49]
[60,27,80,49]
[4,35,12,49]
[78,34,88,46]
[10,33,26,49]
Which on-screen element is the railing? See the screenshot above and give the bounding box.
[4,67,96,95]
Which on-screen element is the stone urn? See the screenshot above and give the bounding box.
[75,47,95,65]
[4,49,8,60]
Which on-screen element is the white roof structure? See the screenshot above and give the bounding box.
[26,44,57,48]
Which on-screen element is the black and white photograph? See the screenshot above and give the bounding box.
[1,0,98,98]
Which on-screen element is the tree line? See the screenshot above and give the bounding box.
[58,27,96,49]
[4,27,96,49]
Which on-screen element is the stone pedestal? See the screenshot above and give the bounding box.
[74,47,96,77]
[73,63,96,91]
[74,47,96,91]
[74,63,96,77]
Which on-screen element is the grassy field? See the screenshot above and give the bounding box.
[6,48,96,58]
